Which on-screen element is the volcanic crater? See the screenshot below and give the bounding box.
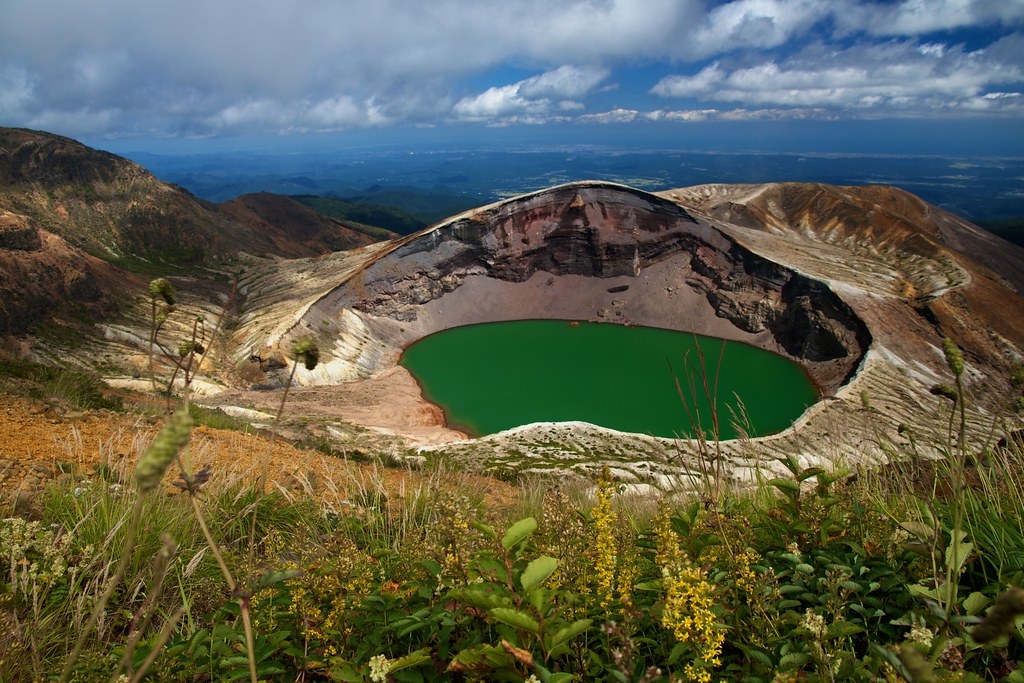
[199,179,1024,484]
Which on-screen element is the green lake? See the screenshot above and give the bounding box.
[399,320,818,439]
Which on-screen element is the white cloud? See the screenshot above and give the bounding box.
[518,65,610,100]
[0,0,1022,139]
[454,66,609,123]
[578,108,641,123]
[652,37,1024,114]
[833,0,1024,37]
[687,0,832,56]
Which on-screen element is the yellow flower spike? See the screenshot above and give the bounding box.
[593,471,618,609]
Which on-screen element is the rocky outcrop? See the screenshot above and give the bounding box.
[0,211,41,251]
[0,211,121,335]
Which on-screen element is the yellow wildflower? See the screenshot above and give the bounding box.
[593,471,618,609]
[656,508,723,680]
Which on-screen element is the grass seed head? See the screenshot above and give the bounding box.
[292,338,320,371]
[136,406,193,492]
[149,278,176,306]
[971,587,1024,644]
[942,337,964,378]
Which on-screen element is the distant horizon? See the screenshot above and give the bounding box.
[84,116,1024,159]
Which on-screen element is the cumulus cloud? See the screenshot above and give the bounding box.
[652,35,1024,114]
[687,0,832,57]
[1,0,1022,139]
[832,0,1024,37]
[454,66,609,124]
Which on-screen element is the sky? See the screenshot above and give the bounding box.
[2,0,1024,155]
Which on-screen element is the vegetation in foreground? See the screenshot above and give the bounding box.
[1,288,1024,682]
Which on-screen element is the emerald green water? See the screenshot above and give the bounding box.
[399,320,818,439]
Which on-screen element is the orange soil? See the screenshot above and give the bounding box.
[0,394,518,515]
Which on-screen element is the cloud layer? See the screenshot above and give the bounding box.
[1,0,1022,139]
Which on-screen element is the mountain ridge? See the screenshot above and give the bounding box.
[0,127,396,335]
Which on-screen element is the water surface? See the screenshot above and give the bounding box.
[400,320,817,439]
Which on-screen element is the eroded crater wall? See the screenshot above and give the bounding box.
[295,183,871,394]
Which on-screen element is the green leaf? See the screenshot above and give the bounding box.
[962,591,991,616]
[742,646,775,669]
[778,652,812,670]
[528,586,546,613]
[908,583,938,600]
[900,521,935,541]
[328,664,364,683]
[797,466,825,482]
[448,643,513,673]
[548,618,593,652]
[258,568,303,588]
[502,517,538,550]
[489,607,540,634]
[547,674,575,683]
[825,621,864,640]
[521,555,558,593]
[1005,670,1024,683]
[768,478,800,494]
[472,521,498,541]
[389,648,433,673]
[448,584,513,611]
[945,534,974,576]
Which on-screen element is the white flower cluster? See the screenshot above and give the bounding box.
[801,608,828,641]
[0,517,93,603]
[368,654,390,682]
[906,623,935,648]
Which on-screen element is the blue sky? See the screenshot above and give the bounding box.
[2,0,1023,155]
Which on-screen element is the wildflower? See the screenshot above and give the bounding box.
[173,463,213,495]
[786,541,801,560]
[149,278,176,305]
[368,654,391,682]
[906,624,934,648]
[593,471,618,609]
[178,340,205,357]
[801,609,828,641]
[656,509,723,679]
[942,337,964,378]
[733,548,760,594]
[292,338,320,370]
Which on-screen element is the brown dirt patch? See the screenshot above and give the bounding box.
[0,393,519,516]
